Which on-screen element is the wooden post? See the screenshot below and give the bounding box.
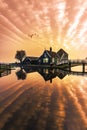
[82,63,85,73]
[69,61,71,72]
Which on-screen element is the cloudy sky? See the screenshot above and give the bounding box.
[1,1,87,129]
[0,0,87,62]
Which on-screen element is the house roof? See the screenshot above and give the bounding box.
[57,49,68,57]
[24,56,38,61]
[45,50,59,58]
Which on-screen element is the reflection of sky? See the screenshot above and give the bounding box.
[0,71,87,129]
[0,0,87,62]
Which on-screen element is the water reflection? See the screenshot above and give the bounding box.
[1,66,87,83]
[0,69,11,78]
[0,67,87,130]
[16,69,27,80]
[16,67,67,83]
[16,66,87,82]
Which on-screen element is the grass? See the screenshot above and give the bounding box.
[0,69,6,73]
[0,65,11,73]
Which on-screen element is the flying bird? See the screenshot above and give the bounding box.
[28,33,39,38]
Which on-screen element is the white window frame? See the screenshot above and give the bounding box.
[43,58,49,63]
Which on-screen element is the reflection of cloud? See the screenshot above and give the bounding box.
[0,73,87,129]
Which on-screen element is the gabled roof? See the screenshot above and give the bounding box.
[57,49,68,57]
[23,56,38,61]
[45,50,59,58]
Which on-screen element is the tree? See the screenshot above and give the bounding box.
[15,50,26,63]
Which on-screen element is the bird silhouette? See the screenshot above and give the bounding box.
[28,33,39,38]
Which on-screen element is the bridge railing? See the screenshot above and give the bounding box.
[57,59,87,65]
[69,59,87,64]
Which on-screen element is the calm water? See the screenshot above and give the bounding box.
[0,68,87,130]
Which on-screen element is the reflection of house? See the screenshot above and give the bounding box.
[37,47,59,65]
[57,49,68,61]
[23,67,36,73]
[57,73,66,79]
[55,69,67,79]
[15,67,67,82]
[37,68,56,83]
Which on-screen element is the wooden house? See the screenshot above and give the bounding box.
[37,47,59,65]
[22,48,68,66]
[57,49,68,61]
[22,56,38,65]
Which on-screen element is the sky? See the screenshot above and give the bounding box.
[1,1,87,128]
[0,0,87,62]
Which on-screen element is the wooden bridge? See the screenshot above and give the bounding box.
[57,59,87,72]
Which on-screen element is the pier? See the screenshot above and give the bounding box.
[57,59,87,72]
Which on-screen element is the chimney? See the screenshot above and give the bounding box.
[50,47,52,52]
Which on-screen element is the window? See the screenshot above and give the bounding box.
[52,58,55,63]
[43,58,49,63]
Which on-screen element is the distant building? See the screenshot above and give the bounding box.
[57,49,68,61]
[37,47,59,65]
[22,56,38,65]
[30,57,38,64]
